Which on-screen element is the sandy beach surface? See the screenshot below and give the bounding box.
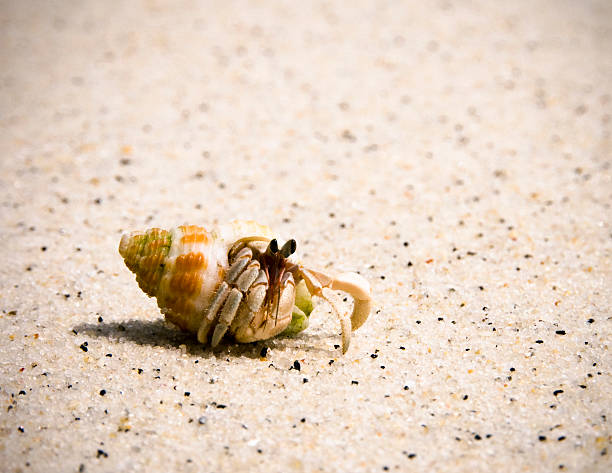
[1,1,610,472]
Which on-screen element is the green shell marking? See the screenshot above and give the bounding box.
[282,279,314,335]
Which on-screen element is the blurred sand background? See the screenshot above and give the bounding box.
[1,1,611,472]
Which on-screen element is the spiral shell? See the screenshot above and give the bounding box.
[119,222,275,333]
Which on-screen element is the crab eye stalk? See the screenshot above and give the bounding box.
[266,239,279,255]
[280,239,296,258]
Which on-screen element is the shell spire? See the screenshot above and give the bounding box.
[118,228,173,298]
[119,225,223,333]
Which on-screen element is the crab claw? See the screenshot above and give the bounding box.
[299,268,372,353]
[327,272,372,330]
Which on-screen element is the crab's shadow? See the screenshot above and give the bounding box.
[73,318,333,359]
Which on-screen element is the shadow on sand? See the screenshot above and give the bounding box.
[73,317,334,359]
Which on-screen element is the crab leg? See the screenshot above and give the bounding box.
[228,270,267,337]
[197,282,230,343]
[210,260,266,347]
[235,260,261,291]
[232,272,295,343]
[321,287,352,354]
[226,247,252,283]
[244,270,268,313]
[299,268,372,353]
[198,247,257,345]
[327,272,372,330]
[211,288,243,347]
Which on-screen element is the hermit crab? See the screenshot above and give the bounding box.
[118,220,372,353]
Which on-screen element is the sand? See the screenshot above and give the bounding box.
[1,1,610,472]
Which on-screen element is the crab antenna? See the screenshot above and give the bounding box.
[280,239,296,258]
[274,276,281,324]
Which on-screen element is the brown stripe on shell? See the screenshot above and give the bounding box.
[157,250,209,333]
[169,252,207,295]
[179,225,210,245]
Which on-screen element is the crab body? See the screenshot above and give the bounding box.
[119,220,371,353]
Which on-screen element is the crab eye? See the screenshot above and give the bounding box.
[267,239,279,254]
[280,239,296,258]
